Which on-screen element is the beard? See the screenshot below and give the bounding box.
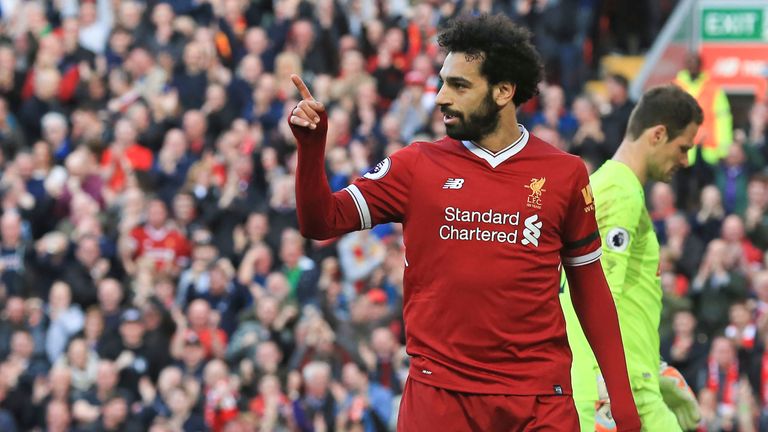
[442,90,501,142]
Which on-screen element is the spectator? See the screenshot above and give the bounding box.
[174,42,209,110]
[601,73,635,152]
[530,84,577,139]
[226,296,294,366]
[716,143,753,216]
[176,231,218,308]
[569,93,608,171]
[175,330,208,381]
[236,242,273,289]
[94,393,144,432]
[73,360,122,428]
[99,308,171,402]
[56,149,106,219]
[279,228,319,307]
[692,185,726,245]
[650,182,677,243]
[186,257,250,336]
[363,327,404,395]
[60,234,108,308]
[721,214,762,268]
[0,212,30,297]
[125,198,191,276]
[292,360,337,432]
[248,373,292,429]
[45,399,72,432]
[53,337,98,396]
[724,301,758,367]
[19,68,65,144]
[45,280,85,363]
[745,177,768,250]
[202,83,238,140]
[31,366,73,429]
[338,361,392,432]
[0,45,24,113]
[691,239,749,336]
[698,336,740,426]
[96,278,124,337]
[664,212,705,282]
[331,50,376,103]
[153,130,194,205]
[387,70,430,143]
[172,299,227,360]
[660,310,708,394]
[286,18,338,79]
[41,112,72,163]
[0,97,24,162]
[77,0,113,54]
[202,359,239,431]
[100,118,154,195]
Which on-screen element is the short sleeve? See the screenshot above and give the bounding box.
[561,163,601,267]
[343,143,420,229]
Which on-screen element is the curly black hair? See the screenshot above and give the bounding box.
[437,14,544,106]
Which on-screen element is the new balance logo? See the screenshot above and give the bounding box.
[442,178,465,189]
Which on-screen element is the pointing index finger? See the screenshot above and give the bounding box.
[291,74,314,101]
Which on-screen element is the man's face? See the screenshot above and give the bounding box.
[147,201,168,228]
[11,332,32,358]
[435,52,501,142]
[685,54,702,78]
[77,238,101,265]
[103,398,128,424]
[649,122,698,182]
[44,121,67,145]
[183,342,204,364]
[119,321,144,346]
[97,364,117,390]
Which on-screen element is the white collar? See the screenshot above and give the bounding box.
[461,125,529,168]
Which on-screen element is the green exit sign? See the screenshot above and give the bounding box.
[702,8,765,41]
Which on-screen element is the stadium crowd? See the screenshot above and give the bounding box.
[0,0,764,430]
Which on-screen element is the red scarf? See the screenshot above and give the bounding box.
[707,356,739,409]
[725,323,756,349]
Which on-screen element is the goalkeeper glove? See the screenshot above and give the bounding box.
[595,374,618,432]
[659,362,700,430]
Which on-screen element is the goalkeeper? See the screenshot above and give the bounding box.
[560,85,703,431]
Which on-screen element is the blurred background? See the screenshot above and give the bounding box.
[0,0,766,430]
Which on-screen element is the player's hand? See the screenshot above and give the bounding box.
[289,74,325,130]
[659,362,700,430]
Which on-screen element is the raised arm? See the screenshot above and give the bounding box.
[288,74,364,239]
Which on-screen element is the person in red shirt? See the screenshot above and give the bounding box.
[127,198,191,275]
[288,14,640,432]
[101,118,153,193]
[171,299,228,361]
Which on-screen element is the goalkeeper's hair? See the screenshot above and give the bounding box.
[626,85,704,141]
[437,14,543,106]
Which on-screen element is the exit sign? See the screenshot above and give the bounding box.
[701,8,766,41]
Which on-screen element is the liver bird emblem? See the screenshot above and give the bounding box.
[526,177,546,197]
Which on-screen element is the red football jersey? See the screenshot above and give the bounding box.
[342,127,601,395]
[130,225,192,271]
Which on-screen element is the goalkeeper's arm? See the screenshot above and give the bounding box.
[659,362,700,430]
